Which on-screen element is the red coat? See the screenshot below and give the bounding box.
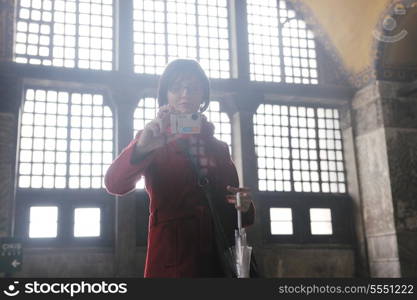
[105,120,255,277]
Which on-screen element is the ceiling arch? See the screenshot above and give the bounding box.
[291,0,417,88]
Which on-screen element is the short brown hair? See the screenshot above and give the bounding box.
[157,59,210,112]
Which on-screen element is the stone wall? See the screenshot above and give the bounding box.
[258,246,354,277]
[351,82,400,277]
[18,249,115,277]
[383,83,417,277]
[351,81,417,277]
[339,103,369,277]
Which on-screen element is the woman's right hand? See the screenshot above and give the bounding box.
[135,105,178,156]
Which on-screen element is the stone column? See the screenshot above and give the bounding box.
[112,90,139,277]
[0,113,16,238]
[0,0,15,62]
[339,104,370,277]
[380,82,417,277]
[352,81,417,277]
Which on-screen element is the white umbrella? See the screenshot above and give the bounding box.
[233,192,253,278]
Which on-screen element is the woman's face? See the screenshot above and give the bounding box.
[167,75,204,114]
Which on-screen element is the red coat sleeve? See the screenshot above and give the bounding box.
[104,131,156,196]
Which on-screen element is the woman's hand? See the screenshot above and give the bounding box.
[135,105,179,156]
[226,186,252,212]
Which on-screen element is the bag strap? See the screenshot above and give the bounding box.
[176,138,237,277]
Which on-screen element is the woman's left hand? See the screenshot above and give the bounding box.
[226,186,252,212]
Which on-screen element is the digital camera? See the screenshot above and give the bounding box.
[170,113,202,134]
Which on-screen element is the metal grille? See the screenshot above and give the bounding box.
[247,0,280,82]
[68,93,113,188]
[133,0,230,78]
[247,0,318,84]
[133,97,159,189]
[317,108,345,193]
[18,88,113,189]
[254,104,346,193]
[15,0,113,70]
[204,101,232,154]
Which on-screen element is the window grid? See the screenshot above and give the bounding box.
[317,108,345,193]
[133,0,230,78]
[68,93,113,189]
[279,1,318,84]
[254,104,346,193]
[133,97,159,189]
[19,89,69,188]
[18,88,113,189]
[15,0,113,70]
[247,0,281,82]
[203,101,232,154]
[289,106,319,193]
[247,0,318,84]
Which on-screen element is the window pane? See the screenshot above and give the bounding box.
[29,206,58,238]
[270,207,292,221]
[310,221,333,235]
[74,208,101,237]
[310,208,333,235]
[270,208,293,235]
[271,221,293,235]
[310,208,332,221]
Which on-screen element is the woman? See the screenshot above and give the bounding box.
[105,59,255,278]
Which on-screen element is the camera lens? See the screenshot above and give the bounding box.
[191,113,198,120]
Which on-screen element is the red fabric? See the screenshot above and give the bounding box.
[105,120,255,277]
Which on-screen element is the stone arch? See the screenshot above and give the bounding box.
[373,0,417,82]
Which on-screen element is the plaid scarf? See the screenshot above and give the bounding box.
[178,116,217,178]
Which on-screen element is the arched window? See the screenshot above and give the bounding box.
[133,0,230,78]
[247,0,318,84]
[15,0,114,70]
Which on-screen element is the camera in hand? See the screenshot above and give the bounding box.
[170,113,202,134]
